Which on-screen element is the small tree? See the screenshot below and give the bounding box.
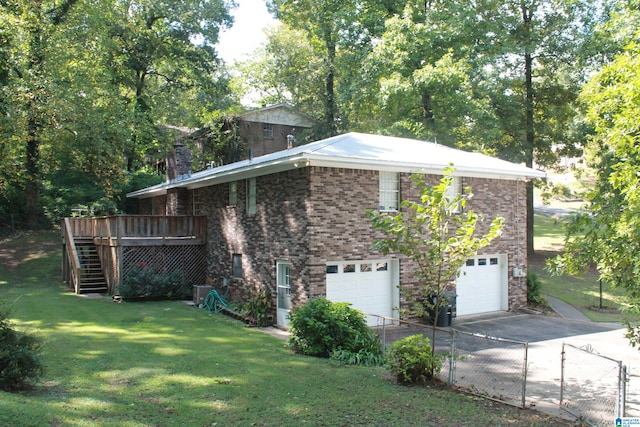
[368,168,504,368]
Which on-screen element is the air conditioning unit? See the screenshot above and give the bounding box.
[193,285,213,306]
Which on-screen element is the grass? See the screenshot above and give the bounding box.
[532,214,626,322]
[0,231,575,427]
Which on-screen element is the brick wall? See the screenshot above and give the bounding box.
[198,168,312,307]
[141,166,529,315]
[304,168,528,312]
[237,120,304,158]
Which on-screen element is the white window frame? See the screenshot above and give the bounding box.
[379,171,400,212]
[246,178,256,215]
[446,176,463,213]
[192,188,201,215]
[229,181,237,206]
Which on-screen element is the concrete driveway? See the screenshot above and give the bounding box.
[453,311,640,423]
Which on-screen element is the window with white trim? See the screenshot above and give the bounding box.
[246,178,256,215]
[445,176,463,213]
[229,181,237,206]
[379,171,399,212]
[192,188,201,215]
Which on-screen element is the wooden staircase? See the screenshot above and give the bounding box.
[74,238,108,294]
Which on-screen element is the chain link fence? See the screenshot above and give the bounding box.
[370,315,529,409]
[369,314,630,423]
[561,343,628,426]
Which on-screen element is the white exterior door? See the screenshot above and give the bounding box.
[456,254,507,316]
[326,259,398,326]
[276,261,291,328]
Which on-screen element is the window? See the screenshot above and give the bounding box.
[192,188,201,215]
[232,254,243,278]
[263,123,274,139]
[229,181,237,206]
[246,178,256,215]
[445,176,463,213]
[343,264,356,273]
[326,265,338,274]
[360,263,372,273]
[379,171,399,212]
[376,262,388,271]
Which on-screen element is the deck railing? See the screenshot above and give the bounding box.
[62,215,207,294]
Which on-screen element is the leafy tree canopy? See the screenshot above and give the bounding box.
[548,39,640,346]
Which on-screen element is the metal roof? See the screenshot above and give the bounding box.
[127,132,545,199]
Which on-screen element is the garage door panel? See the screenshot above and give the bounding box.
[456,255,505,316]
[326,260,396,326]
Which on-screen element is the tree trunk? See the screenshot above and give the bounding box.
[522,2,535,258]
[421,92,434,124]
[324,30,337,135]
[25,7,45,230]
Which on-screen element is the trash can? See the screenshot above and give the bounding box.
[427,292,457,327]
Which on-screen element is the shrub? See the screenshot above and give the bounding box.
[288,298,383,366]
[0,303,43,391]
[119,263,190,300]
[385,334,443,384]
[527,272,546,304]
[241,288,273,327]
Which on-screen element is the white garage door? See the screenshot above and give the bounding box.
[456,255,507,316]
[326,260,397,326]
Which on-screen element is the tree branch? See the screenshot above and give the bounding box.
[48,0,79,25]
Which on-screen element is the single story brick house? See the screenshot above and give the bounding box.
[127,132,545,327]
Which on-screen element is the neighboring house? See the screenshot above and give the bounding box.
[127,132,545,328]
[236,103,317,158]
[183,104,317,171]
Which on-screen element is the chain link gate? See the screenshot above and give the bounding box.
[561,343,628,426]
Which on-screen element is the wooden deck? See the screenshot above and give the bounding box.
[62,216,207,295]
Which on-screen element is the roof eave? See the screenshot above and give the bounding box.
[127,151,545,199]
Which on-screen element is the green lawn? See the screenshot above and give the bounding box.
[0,231,574,426]
[533,214,625,322]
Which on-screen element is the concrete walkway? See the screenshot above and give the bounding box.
[546,295,592,322]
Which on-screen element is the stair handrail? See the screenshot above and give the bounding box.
[63,218,83,293]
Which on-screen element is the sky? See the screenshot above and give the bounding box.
[217,0,279,64]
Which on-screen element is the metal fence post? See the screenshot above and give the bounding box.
[381,317,387,356]
[448,329,456,385]
[560,343,566,410]
[522,342,529,409]
[619,363,627,417]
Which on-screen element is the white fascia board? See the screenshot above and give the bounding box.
[126,183,169,199]
[303,154,546,181]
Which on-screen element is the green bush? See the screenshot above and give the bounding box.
[385,334,443,384]
[0,303,43,391]
[240,288,273,327]
[288,298,383,366]
[527,272,546,304]
[119,263,190,300]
